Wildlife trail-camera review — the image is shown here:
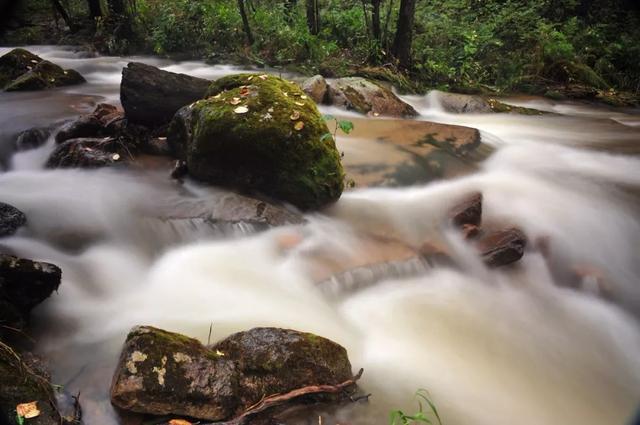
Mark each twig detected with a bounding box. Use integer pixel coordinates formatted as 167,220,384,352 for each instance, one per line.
200,368,364,425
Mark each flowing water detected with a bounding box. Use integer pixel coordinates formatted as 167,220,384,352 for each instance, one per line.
1,46,640,425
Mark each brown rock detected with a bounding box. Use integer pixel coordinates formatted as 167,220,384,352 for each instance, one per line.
476,228,527,267
449,192,482,228
327,77,417,117
301,75,328,104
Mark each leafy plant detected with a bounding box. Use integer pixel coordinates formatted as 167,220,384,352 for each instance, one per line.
389,389,442,425
320,114,353,142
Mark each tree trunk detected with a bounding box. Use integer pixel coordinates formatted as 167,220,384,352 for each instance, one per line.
108,0,126,15
371,0,381,42
49,0,75,31
306,0,320,35
86,0,102,18
237,0,254,45
391,0,416,69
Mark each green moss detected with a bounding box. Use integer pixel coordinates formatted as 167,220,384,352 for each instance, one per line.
487,98,544,115
175,73,345,210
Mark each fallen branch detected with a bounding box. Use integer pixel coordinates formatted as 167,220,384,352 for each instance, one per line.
200,368,365,425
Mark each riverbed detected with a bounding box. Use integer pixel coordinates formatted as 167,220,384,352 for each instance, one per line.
1,45,640,425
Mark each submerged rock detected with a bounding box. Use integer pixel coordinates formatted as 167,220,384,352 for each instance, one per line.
168,73,345,210
110,326,354,421
46,137,127,169
0,254,61,331
14,124,58,151
0,202,26,237
327,77,417,117
449,192,482,228
477,228,527,267
121,62,210,127
0,48,85,91
301,74,328,104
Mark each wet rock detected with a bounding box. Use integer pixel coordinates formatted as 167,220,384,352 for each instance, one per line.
14,124,57,151
0,349,62,425
0,48,42,88
327,77,417,117
110,326,353,421
168,73,345,210
1,49,85,92
55,103,125,144
476,228,527,267
121,62,210,127
436,92,543,115
46,138,127,169
449,192,482,228
0,202,26,237
215,327,353,411
301,75,328,104
0,254,61,331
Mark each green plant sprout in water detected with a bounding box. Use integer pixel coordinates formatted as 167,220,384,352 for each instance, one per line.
320,114,354,142
390,389,443,425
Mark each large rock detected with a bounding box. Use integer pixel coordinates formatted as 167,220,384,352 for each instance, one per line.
327,77,417,117
14,124,58,151
121,62,210,127
0,254,61,331
301,75,328,104
168,73,345,210
110,326,353,421
0,48,42,87
0,49,85,91
0,202,26,237
436,92,543,115
46,137,126,169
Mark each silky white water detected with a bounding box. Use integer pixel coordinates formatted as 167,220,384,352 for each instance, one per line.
1,46,640,425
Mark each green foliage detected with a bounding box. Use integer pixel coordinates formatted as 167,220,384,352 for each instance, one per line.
321,114,354,142
390,389,443,425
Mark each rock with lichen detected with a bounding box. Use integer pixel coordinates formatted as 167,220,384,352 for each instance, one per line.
110,326,354,421
327,77,418,117
0,48,84,92
168,73,345,210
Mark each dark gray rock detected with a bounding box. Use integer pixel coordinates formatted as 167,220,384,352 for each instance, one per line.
121,62,210,127
449,192,482,228
46,137,126,169
1,49,85,92
0,203,26,237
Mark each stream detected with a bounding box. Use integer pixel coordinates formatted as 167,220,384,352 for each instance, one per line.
1,45,640,425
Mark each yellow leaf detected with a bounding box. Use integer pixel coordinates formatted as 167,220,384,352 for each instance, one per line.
300,95,307,99
294,121,305,131
230,98,241,105
294,101,304,106
16,402,40,419
234,106,249,114
290,111,300,120
215,350,225,356
259,74,268,80
169,420,193,425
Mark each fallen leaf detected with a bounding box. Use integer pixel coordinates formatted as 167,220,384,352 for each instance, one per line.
234,106,249,114
283,92,288,97
267,107,274,113
16,402,40,419
112,153,121,161
169,420,193,425
300,95,308,99
290,111,301,120
215,350,225,356
259,74,268,80
294,121,305,131
239,87,250,96
230,97,242,105
213,93,222,99
294,101,305,106
373,112,380,117
247,76,254,81
30,59,38,64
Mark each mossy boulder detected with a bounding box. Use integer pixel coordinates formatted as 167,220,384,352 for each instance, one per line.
327,77,418,117
0,49,85,92
110,326,354,421
0,349,61,425
436,92,544,115
168,73,345,210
